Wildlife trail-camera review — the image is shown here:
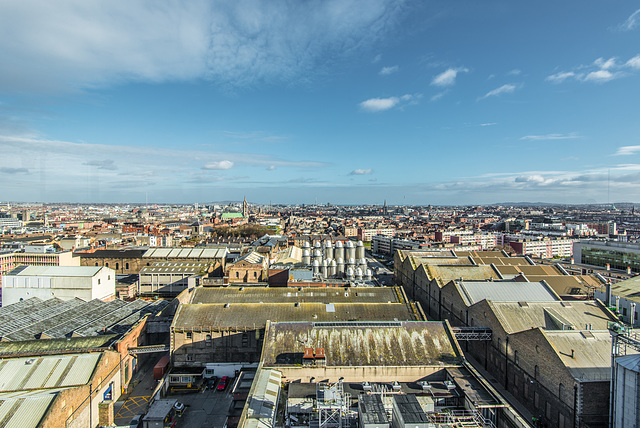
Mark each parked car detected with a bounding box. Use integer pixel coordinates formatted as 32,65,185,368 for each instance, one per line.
217,376,229,391
206,376,218,390
129,414,143,428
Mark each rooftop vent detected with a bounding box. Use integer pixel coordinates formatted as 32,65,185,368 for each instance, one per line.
392,381,401,391
362,381,372,391
224,303,230,308
25,359,35,365
419,381,431,391
445,381,456,390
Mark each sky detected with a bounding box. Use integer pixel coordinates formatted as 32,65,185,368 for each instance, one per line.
1,1,640,206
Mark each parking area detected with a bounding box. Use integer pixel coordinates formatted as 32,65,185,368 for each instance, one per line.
170,383,235,428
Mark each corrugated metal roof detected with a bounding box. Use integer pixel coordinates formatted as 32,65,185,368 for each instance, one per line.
0,392,57,428
261,321,459,367
543,330,614,380
243,369,281,427
457,280,559,305
0,353,100,392
5,266,103,277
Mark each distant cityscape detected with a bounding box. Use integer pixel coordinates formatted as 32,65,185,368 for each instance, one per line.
0,200,639,427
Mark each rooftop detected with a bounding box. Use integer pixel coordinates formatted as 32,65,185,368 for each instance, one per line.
142,247,228,259
261,321,459,367
189,286,403,305
172,302,423,329
456,280,560,305
6,265,104,277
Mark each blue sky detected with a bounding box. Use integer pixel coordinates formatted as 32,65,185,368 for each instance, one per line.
1,1,640,205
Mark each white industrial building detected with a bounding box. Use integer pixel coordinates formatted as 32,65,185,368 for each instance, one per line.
1,265,115,305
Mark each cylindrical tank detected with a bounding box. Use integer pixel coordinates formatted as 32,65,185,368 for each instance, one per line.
355,267,363,280
314,249,322,264
302,249,311,265
358,258,367,268
335,241,344,261
337,258,345,276
346,241,356,261
356,240,365,259
314,241,322,249
325,240,334,260
312,260,320,276
348,257,356,267
329,260,337,277
346,267,354,280
303,241,310,249
321,260,328,278
365,268,372,281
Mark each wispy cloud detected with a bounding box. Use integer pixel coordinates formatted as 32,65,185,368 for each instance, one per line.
480,122,497,127
546,71,575,83
379,65,399,75
614,145,640,156
350,168,373,175
83,159,117,170
520,133,580,141
431,67,468,87
618,8,640,31
478,84,517,100
359,93,420,112
430,91,447,102
546,54,640,84
507,69,521,76
0,0,409,93
0,167,29,174
372,54,382,64
202,160,234,170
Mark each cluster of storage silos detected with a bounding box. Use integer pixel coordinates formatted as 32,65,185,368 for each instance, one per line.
301,240,371,281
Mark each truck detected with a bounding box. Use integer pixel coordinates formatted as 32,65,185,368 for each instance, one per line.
153,356,170,380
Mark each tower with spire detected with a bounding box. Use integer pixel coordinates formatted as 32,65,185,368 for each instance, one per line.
242,196,248,217
383,200,388,217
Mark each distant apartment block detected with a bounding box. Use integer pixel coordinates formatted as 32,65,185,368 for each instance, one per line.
0,245,80,287
574,240,640,273
2,265,116,305
357,227,395,241
372,235,421,255
501,235,575,258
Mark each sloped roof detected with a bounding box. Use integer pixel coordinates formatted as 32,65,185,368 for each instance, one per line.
261,321,460,367
485,300,617,334
543,330,614,380
456,280,560,305
426,265,499,282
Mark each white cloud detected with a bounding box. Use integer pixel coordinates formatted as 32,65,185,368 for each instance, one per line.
0,0,408,93
379,65,399,75
480,122,497,127
614,146,640,156
507,69,521,76
583,69,619,82
203,160,234,170
479,84,516,100
359,97,399,112
618,8,640,31
350,169,373,175
546,71,575,83
626,55,640,69
372,54,382,63
520,133,580,141
430,91,446,102
267,165,276,171
359,93,420,112
431,67,468,87
594,57,617,70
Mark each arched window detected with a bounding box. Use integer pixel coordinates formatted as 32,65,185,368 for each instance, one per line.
95,262,99,266
514,351,519,365
534,365,540,380
253,271,257,278
115,263,119,270
125,262,129,270
236,272,239,278
105,262,109,268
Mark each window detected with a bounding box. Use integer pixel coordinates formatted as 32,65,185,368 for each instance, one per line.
242,333,249,347
514,351,519,366
534,391,540,409
253,271,257,278
559,383,565,402
206,334,212,345
105,262,109,268
115,263,119,270
95,262,98,266
236,272,239,278
186,332,192,340
125,262,129,270
545,401,551,419
534,365,540,380
186,354,194,362
98,279,101,285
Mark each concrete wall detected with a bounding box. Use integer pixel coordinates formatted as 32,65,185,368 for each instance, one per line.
273,365,449,383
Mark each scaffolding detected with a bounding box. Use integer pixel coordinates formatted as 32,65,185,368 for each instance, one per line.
315,381,352,428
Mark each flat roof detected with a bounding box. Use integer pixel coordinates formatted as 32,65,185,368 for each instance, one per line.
172,302,422,329
456,280,560,305
142,247,228,259
6,265,103,277
190,286,402,305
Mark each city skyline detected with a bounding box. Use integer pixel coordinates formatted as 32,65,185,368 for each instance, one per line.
1,1,640,205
